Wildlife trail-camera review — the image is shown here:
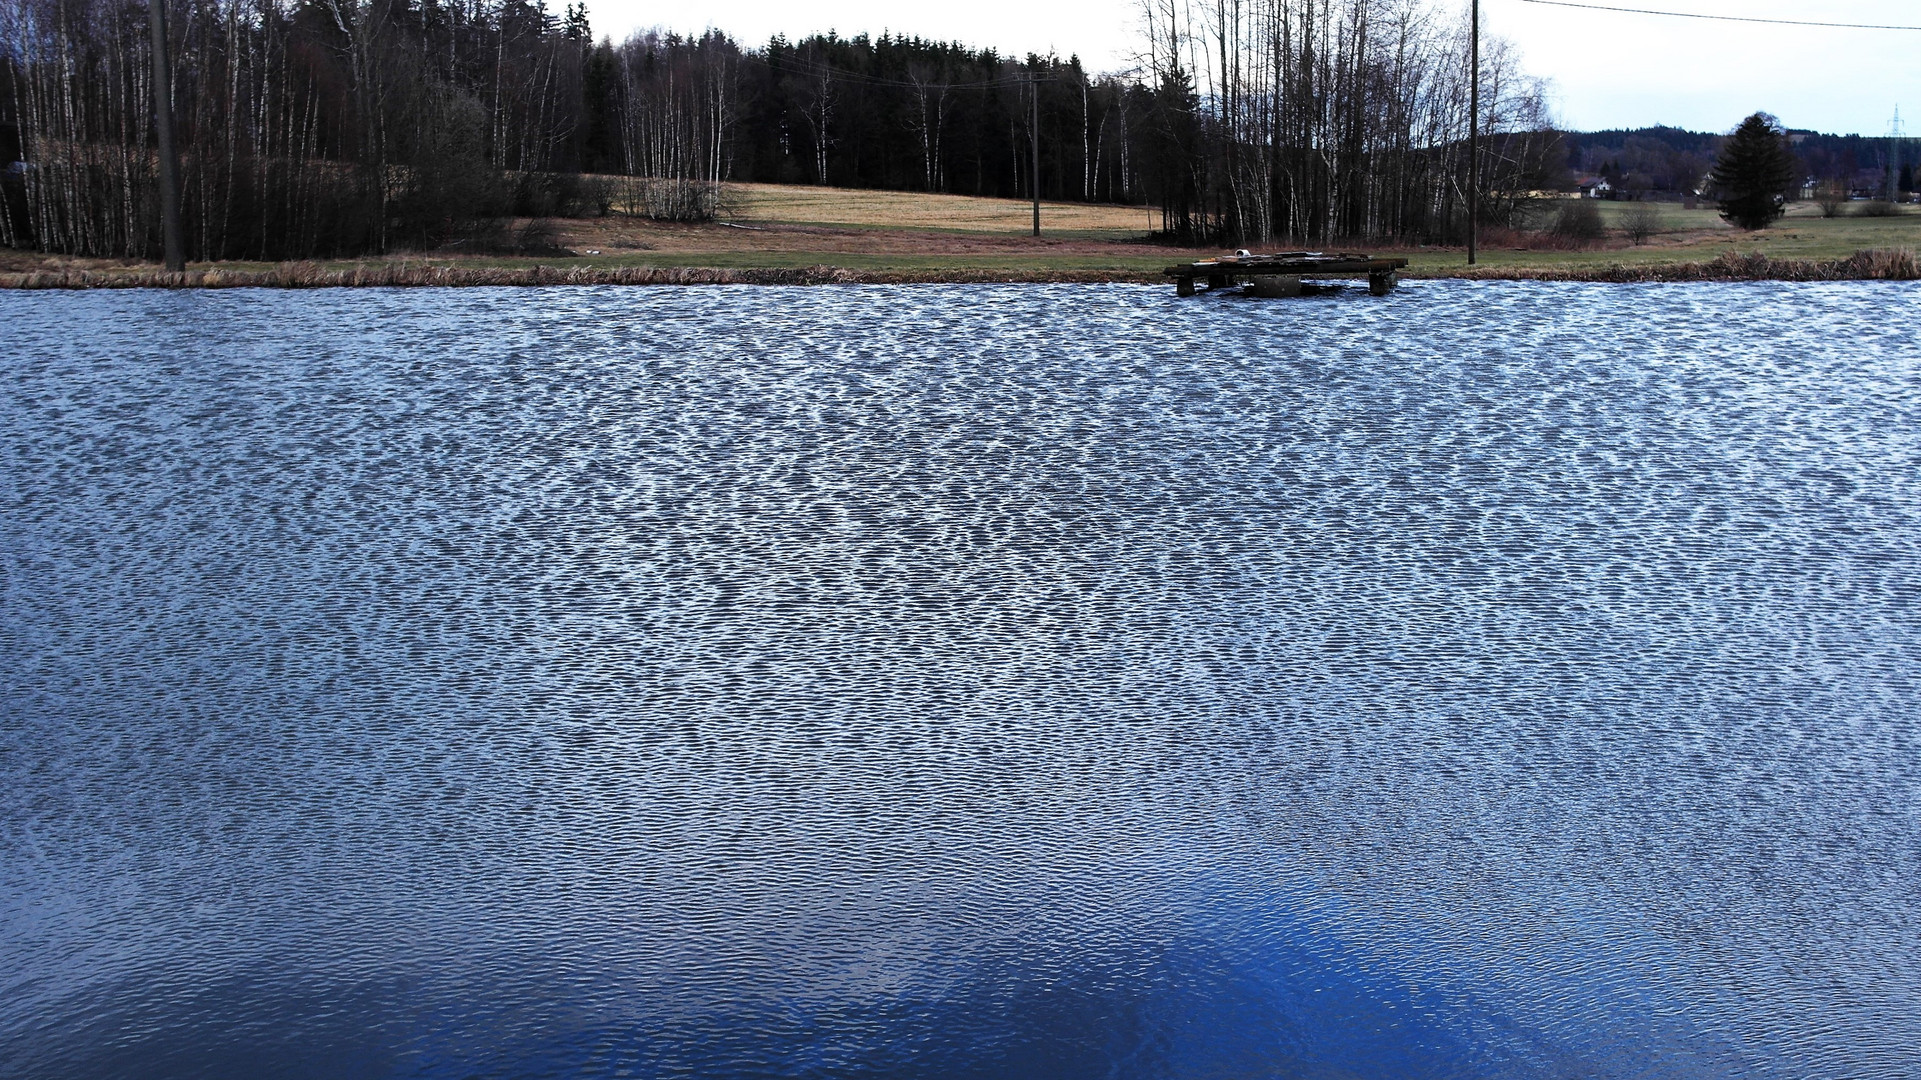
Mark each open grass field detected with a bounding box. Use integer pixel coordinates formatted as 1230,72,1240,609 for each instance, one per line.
4,183,1918,286
1422,198,1921,274
726,182,1162,238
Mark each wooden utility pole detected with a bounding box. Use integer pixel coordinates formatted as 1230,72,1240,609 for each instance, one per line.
1031,73,1041,237
148,0,184,270
1467,0,1479,265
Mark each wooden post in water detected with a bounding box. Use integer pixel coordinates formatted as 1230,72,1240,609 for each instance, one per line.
148,0,184,271
1467,0,1479,267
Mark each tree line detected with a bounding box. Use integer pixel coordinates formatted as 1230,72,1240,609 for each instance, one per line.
1135,0,1555,243
1,0,622,259
2,0,1555,260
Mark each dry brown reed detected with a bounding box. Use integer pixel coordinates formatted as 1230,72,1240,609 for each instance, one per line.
0,262,1157,288
1434,248,1921,283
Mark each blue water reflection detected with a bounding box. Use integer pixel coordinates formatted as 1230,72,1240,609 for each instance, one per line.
2,282,1916,1078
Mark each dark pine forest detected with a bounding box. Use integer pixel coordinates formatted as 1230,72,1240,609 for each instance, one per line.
1,0,1563,261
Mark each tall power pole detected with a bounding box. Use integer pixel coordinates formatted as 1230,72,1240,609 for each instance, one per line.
148,0,184,271
1031,74,1041,237
1468,0,1479,265
1889,107,1907,203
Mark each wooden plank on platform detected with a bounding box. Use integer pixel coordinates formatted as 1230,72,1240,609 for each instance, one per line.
1162,255,1408,277
1164,251,1406,296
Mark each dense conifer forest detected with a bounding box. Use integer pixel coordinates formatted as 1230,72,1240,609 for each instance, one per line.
0,0,1592,260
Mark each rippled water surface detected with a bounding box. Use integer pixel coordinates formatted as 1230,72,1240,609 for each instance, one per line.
3,282,1919,1078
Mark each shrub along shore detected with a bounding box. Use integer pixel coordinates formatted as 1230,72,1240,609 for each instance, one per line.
3,248,1917,289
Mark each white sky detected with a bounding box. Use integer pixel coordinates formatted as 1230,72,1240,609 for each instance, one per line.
581,0,1921,137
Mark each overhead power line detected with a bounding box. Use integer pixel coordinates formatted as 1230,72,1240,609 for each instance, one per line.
1517,0,1921,31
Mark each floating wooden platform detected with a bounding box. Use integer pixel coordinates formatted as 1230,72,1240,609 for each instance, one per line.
1164,252,1410,296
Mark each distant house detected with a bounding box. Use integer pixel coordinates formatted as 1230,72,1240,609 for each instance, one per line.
1849,169,1885,199
1574,175,1613,199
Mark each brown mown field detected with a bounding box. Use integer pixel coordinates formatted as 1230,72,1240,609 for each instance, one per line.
4,182,1919,287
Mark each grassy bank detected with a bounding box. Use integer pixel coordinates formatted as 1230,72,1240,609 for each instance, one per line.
0,263,1158,288
4,184,1919,288
6,248,1919,290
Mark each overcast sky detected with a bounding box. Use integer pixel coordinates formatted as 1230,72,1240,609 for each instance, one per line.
582,0,1920,137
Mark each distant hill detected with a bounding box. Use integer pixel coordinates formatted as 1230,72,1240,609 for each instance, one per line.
1560,124,1906,196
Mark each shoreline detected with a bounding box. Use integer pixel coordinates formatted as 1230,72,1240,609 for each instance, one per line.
2,248,1915,289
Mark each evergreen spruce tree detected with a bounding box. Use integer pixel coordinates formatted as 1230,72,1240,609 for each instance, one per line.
1709,113,1797,229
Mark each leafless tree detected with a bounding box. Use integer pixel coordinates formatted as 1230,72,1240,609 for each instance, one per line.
1816,180,1846,218
1135,0,1555,244
906,61,947,192
1620,200,1659,244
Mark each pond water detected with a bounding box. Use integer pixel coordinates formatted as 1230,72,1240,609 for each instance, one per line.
2,281,1918,1079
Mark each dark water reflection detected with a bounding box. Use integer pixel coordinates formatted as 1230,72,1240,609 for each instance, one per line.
2,282,1918,1078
